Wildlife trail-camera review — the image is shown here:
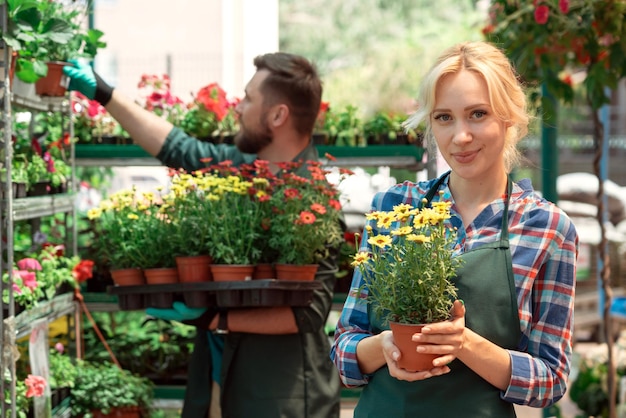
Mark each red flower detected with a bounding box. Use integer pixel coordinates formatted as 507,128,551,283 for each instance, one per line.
42,243,65,257
195,83,229,121
25,375,47,398
284,188,301,200
534,5,549,24
558,0,569,14
329,199,342,211
481,24,495,35
562,74,573,86
73,259,95,283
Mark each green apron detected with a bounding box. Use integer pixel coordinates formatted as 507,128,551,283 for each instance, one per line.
355,173,521,418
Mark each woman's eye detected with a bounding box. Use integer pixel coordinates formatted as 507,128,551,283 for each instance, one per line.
433,114,451,122
472,110,487,119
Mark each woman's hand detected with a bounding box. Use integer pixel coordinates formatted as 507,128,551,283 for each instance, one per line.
380,330,452,382
412,300,467,366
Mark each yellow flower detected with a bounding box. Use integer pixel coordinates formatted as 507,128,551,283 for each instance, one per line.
87,207,102,220
377,212,396,229
368,234,392,249
413,212,427,228
392,204,417,222
391,226,413,236
351,251,370,267
431,201,452,218
407,234,430,243
419,207,441,226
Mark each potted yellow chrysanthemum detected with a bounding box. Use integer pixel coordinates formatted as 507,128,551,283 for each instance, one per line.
166,162,270,281
352,200,462,371
87,187,149,286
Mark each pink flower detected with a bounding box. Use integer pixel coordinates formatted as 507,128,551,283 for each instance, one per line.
16,258,42,271
54,342,65,354
559,0,569,13
25,375,47,398
12,283,22,294
534,5,549,24
43,152,56,173
20,271,38,291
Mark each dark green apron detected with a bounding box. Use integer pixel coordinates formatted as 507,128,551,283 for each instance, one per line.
355,173,521,418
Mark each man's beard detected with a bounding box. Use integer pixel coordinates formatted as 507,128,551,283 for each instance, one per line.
234,121,273,154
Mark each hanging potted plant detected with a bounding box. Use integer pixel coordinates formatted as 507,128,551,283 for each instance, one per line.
351,200,463,371
2,0,106,96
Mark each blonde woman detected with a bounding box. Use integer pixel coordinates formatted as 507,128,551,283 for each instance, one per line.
331,41,578,417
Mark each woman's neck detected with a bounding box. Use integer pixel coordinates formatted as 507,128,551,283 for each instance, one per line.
448,172,508,226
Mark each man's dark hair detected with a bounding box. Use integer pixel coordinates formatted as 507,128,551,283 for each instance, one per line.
253,52,322,137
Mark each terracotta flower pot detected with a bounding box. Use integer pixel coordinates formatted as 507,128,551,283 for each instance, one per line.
144,267,179,284
176,255,213,282
35,61,71,97
389,321,438,372
210,264,255,282
110,268,145,286
253,263,275,280
274,263,319,281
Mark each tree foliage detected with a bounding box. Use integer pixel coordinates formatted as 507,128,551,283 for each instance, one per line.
279,0,485,117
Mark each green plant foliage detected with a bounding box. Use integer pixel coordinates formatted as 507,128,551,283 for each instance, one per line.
3,0,106,83
353,201,462,325
82,311,195,381
70,359,154,417
484,0,626,112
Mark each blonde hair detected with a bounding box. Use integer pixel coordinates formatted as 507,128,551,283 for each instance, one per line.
404,41,530,173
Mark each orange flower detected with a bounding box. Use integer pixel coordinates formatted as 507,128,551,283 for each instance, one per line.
310,203,327,215
298,211,317,225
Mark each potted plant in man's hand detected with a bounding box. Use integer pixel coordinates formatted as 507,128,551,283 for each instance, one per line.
352,200,463,371
3,0,106,95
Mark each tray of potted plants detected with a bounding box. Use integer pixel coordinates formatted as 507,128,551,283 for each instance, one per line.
107,279,323,310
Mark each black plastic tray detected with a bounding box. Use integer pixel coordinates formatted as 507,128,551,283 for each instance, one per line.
107,279,322,310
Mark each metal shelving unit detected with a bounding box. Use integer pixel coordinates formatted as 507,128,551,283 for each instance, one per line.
74,143,428,170
0,5,78,414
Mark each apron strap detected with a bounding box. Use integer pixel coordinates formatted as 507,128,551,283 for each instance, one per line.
420,171,512,247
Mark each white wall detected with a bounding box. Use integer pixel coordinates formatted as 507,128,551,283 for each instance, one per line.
92,0,278,101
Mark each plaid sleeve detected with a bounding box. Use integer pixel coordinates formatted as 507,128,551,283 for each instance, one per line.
330,267,374,387
502,199,578,407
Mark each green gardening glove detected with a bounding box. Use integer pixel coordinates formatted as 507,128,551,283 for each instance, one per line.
146,301,207,322
62,59,114,105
